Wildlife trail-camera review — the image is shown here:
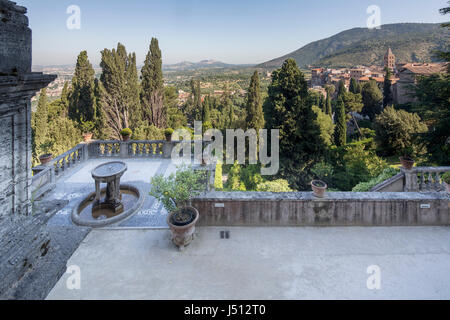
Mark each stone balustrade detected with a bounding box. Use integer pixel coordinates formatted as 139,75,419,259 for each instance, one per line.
30,139,195,200
371,167,450,193
404,167,450,192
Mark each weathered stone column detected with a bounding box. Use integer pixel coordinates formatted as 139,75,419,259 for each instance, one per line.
0,0,56,216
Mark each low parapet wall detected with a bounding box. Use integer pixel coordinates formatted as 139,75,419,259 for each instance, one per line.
192,192,450,227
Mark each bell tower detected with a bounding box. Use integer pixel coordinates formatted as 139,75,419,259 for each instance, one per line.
384,47,396,72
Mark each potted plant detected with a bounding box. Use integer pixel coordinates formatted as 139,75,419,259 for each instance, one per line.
120,128,133,142
311,180,328,198
164,128,174,142
442,172,450,194
149,165,203,249
39,140,54,166
81,121,95,142
399,147,415,170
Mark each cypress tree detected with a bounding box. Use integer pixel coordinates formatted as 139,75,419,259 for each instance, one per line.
349,78,359,94
326,94,332,116
337,80,347,98
361,80,383,121
245,71,265,132
69,51,97,123
383,67,393,107
99,43,141,138
203,95,211,123
141,37,165,128
334,97,347,146
32,88,49,157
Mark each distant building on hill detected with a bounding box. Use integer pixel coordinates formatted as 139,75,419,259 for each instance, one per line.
393,63,446,104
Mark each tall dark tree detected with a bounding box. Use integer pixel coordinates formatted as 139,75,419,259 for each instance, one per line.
383,68,394,107
141,38,166,128
349,78,359,94
264,58,326,190
334,97,347,147
245,71,265,132
69,51,97,123
325,94,332,116
361,80,383,121
32,88,49,155
202,95,211,123
337,80,346,98
99,43,141,138
61,81,70,115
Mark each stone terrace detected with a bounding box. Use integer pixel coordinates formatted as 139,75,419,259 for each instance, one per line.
47,227,450,300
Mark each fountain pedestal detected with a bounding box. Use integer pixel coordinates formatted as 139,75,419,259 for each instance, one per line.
91,161,128,215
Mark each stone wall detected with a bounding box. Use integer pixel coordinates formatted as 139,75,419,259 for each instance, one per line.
0,0,61,299
0,0,56,217
0,0,31,75
192,191,450,227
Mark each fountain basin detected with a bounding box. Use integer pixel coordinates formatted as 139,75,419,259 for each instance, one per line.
71,184,144,228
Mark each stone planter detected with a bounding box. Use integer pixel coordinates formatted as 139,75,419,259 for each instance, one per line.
83,133,93,142
167,206,199,250
39,154,53,166
121,135,131,142
311,180,327,198
165,134,172,142
400,156,415,170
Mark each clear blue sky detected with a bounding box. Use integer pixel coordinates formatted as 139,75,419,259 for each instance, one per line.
19,0,448,66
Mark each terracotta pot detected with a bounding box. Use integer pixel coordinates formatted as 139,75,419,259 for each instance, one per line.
39,154,53,166
167,206,199,249
399,156,415,170
311,180,327,198
122,135,131,142
445,183,450,194
83,133,93,142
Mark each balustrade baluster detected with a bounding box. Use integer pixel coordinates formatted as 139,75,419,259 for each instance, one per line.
420,173,425,191
427,172,433,191
435,172,442,191
142,143,147,156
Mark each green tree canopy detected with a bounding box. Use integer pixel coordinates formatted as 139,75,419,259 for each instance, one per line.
264,58,326,190
141,37,166,128
99,43,141,138
361,80,383,121
334,97,347,147
374,106,428,157
69,51,97,124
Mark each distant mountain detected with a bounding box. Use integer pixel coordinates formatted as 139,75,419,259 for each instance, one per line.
163,59,254,71
257,23,449,69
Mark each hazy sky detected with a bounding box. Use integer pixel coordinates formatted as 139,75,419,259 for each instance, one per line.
19,0,448,66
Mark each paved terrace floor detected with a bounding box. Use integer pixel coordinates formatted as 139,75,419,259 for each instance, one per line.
44,158,199,228
47,226,450,300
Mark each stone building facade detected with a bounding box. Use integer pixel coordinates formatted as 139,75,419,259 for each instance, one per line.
393,63,446,105
0,0,56,217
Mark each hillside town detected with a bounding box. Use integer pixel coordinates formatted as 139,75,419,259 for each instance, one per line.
308,47,447,104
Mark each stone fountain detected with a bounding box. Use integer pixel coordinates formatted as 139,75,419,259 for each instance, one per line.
92,161,127,215
71,161,144,228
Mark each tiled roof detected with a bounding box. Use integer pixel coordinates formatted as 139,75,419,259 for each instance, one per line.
399,63,446,75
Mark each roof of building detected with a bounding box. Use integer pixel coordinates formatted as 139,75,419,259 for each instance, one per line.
359,76,384,83
398,63,446,75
